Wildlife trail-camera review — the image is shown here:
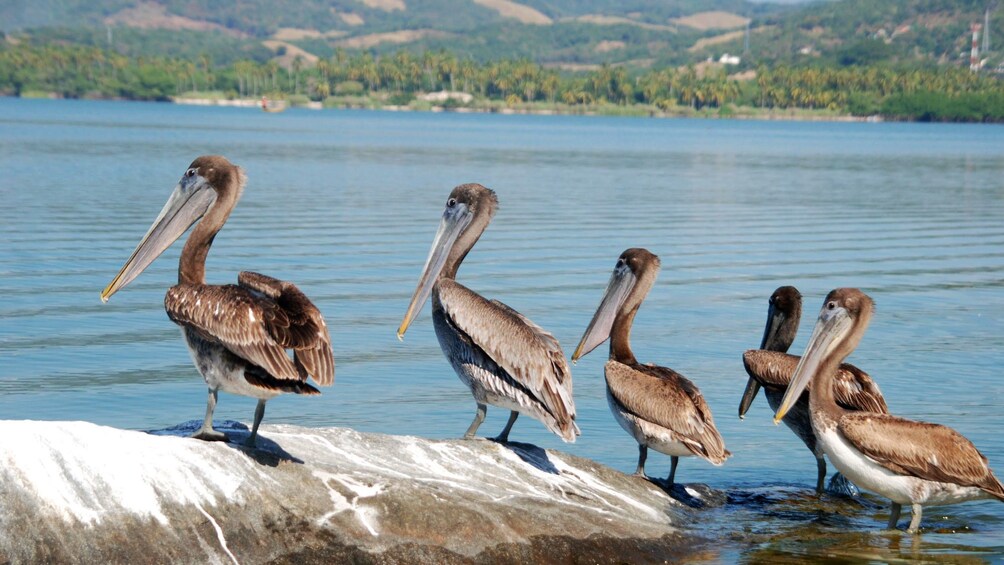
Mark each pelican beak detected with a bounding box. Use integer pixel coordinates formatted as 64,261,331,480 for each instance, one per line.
738,377,761,419
572,262,635,362
773,303,852,424
760,301,784,350
739,301,783,418
397,201,473,339
101,174,217,302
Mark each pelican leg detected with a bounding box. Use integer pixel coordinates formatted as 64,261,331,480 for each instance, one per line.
192,388,228,442
244,399,267,447
494,411,519,443
887,502,902,529
633,444,648,477
464,403,488,439
815,456,827,494
668,456,680,486
907,503,923,534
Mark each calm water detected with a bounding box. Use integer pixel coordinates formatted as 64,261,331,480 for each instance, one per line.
1,98,1003,560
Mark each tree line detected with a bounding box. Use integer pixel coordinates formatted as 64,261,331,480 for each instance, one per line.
2,41,1004,122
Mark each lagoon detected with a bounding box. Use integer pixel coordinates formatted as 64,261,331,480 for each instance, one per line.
1,98,1003,560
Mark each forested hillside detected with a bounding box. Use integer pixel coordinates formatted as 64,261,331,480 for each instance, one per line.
2,0,1003,121
3,0,1001,69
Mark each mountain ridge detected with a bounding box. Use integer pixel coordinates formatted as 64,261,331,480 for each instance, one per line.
2,0,1001,69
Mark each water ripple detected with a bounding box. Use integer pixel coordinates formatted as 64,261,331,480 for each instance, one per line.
1,99,1003,557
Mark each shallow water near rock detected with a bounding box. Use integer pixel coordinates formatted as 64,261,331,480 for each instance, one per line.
1,98,1003,561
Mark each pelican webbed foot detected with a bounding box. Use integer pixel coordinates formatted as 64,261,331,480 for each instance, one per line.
192,388,229,442
191,427,229,442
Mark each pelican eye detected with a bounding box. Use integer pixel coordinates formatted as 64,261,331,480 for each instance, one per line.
446,198,457,208
826,301,837,310
185,168,197,178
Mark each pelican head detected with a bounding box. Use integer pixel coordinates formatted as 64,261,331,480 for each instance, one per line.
738,285,802,418
101,155,244,302
397,183,498,339
773,288,874,424
572,247,660,362
759,286,802,351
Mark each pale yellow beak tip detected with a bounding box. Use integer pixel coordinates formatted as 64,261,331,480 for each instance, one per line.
571,346,583,364
100,292,111,304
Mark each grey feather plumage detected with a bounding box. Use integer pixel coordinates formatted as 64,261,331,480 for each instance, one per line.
435,279,579,441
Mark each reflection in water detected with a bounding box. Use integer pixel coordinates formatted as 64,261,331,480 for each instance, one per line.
0,99,1003,560
723,488,1001,562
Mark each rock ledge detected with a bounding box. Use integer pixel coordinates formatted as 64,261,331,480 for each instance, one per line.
0,420,707,563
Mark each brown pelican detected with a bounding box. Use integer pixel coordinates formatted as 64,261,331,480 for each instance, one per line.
774,288,1004,533
397,183,578,443
739,285,889,493
101,155,334,446
572,248,729,486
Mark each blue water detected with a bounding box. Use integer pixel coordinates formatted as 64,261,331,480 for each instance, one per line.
1,98,1003,559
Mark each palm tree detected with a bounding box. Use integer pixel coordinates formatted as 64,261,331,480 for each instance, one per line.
292,55,303,94
437,50,458,91
541,72,559,103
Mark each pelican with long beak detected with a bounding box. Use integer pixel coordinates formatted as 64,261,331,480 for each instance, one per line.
573,248,729,486
774,288,1004,533
102,155,334,446
739,286,888,493
397,183,578,443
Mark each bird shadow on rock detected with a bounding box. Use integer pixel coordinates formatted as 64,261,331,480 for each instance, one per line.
645,479,728,509
147,420,304,467
495,440,560,475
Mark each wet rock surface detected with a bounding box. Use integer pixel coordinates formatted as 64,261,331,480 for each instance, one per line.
0,420,714,564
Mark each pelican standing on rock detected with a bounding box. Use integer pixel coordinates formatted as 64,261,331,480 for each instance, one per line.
397,183,578,443
101,155,334,446
774,288,1004,533
572,248,729,486
739,285,888,493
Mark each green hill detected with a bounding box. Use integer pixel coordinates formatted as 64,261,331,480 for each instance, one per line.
2,0,1002,70
2,0,773,68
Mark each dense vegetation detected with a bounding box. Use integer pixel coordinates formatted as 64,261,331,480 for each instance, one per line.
3,0,1000,69
749,0,1002,67
3,40,1003,122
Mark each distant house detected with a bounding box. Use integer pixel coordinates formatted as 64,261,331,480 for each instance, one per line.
719,53,741,65
419,91,474,104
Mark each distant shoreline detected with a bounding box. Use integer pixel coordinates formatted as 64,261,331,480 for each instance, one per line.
168,95,878,122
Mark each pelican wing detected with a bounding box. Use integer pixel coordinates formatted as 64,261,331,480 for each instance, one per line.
606,361,729,463
832,362,887,414
840,413,1004,499
743,350,888,414
437,280,577,428
488,299,573,399
239,272,334,386
166,280,332,386
742,350,796,388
